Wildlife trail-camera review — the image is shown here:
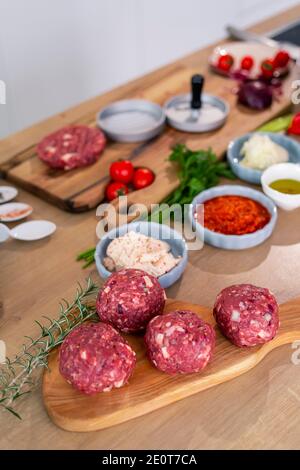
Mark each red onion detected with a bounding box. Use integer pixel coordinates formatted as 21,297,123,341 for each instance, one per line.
238,80,273,110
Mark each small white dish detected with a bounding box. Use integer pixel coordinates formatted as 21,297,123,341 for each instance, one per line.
0,186,18,204
0,202,33,222
209,41,290,79
209,41,289,79
0,224,10,242
0,220,56,242
261,163,300,211
11,220,56,241
210,42,276,77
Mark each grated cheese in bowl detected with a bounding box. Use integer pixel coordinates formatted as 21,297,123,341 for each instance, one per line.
103,231,181,278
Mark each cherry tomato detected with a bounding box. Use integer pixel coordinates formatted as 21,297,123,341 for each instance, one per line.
274,50,290,69
110,160,134,184
260,58,275,79
217,53,234,72
240,55,254,71
288,113,300,136
133,168,155,190
106,181,128,201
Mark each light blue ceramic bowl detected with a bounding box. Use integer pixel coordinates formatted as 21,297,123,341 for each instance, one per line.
189,185,277,250
227,132,300,185
95,221,188,288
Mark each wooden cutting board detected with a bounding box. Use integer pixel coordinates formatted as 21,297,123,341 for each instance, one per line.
43,296,300,432
1,64,296,212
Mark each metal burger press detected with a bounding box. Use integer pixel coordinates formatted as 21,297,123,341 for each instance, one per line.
164,74,229,133
97,74,229,142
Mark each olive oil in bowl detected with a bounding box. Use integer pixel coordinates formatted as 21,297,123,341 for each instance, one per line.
269,179,300,195
261,163,300,211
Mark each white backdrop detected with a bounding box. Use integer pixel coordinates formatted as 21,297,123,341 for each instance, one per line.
0,0,298,138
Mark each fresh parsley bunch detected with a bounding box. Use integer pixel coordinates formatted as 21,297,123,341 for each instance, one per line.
164,144,235,206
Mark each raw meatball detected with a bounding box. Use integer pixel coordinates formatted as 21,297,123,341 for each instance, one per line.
213,283,279,347
59,322,136,394
96,269,166,333
145,310,215,374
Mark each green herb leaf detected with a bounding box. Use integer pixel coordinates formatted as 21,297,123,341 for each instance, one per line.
163,144,235,207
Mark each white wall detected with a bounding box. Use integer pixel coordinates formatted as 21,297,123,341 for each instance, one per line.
0,0,298,138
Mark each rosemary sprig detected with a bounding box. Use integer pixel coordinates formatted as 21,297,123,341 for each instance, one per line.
0,278,99,419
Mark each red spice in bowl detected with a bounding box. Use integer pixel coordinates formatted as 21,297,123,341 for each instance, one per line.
202,195,271,235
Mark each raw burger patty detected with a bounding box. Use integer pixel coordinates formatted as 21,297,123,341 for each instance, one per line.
213,284,279,348
37,125,106,170
59,322,136,394
96,269,166,333
145,310,215,374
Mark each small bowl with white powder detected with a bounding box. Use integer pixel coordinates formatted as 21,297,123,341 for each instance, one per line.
95,221,188,289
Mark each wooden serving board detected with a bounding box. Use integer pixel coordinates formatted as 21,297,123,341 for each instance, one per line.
43,296,300,432
0,63,296,212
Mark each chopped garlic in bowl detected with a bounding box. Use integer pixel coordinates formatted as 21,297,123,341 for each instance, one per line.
240,134,288,171
103,231,181,278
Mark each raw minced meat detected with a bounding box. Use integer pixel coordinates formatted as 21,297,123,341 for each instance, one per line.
96,268,166,333
213,283,279,347
145,310,215,374
37,125,106,170
59,322,136,394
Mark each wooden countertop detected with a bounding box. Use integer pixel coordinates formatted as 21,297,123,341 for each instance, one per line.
1,5,300,450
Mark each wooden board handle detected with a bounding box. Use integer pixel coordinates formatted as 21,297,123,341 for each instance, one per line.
274,295,300,344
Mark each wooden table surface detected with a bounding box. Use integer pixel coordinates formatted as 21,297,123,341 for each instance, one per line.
1,5,300,450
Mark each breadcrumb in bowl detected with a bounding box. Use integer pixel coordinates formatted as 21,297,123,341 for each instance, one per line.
95,222,188,289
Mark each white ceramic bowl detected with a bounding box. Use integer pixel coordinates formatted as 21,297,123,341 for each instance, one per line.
209,41,289,79
0,202,32,222
261,162,300,211
0,186,18,204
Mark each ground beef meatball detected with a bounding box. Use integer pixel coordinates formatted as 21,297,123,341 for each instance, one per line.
145,310,215,374
96,269,166,333
59,322,136,394
213,283,279,348
37,125,106,170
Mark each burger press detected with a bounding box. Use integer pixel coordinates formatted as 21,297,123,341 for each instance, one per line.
97,99,166,143
164,74,229,133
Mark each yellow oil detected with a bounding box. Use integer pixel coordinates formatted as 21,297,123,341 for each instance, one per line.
269,178,300,195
